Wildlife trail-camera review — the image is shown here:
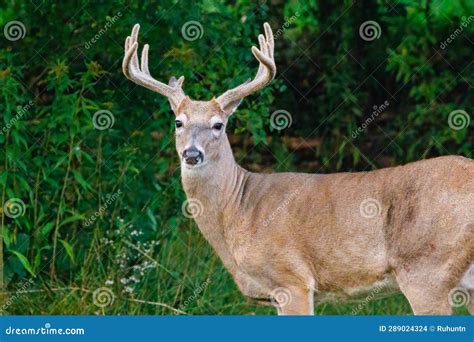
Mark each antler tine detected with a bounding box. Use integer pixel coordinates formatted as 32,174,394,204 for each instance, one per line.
255,34,267,79
122,24,185,109
141,44,150,75
264,22,274,59
216,22,276,112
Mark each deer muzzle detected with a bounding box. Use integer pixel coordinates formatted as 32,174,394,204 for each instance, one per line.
182,147,204,166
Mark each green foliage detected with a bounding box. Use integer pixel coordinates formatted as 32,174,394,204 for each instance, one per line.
0,0,472,314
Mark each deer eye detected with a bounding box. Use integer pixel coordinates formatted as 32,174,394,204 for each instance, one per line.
212,123,224,131
175,120,183,128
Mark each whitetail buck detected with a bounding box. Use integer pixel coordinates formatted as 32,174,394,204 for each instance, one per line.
123,23,474,315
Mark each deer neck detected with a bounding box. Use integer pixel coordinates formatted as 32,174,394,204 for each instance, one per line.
180,135,246,273
180,136,249,278
180,135,245,228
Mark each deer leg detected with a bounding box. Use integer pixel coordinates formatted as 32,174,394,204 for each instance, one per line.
273,286,314,315
395,270,452,315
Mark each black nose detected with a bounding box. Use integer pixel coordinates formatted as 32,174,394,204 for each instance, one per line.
183,148,203,165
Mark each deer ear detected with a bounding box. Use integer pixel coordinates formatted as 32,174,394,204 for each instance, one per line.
218,98,243,116
169,76,184,88
168,76,185,111
215,78,249,116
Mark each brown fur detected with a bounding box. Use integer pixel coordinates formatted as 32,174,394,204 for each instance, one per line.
123,22,474,315
177,109,474,315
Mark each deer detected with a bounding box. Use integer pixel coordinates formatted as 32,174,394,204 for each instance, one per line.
122,22,474,315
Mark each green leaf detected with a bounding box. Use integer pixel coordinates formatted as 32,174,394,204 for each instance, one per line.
147,208,157,230
59,239,76,264
40,222,55,237
72,170,91,191
0,172,8,186
60,214,86,227
2,227,11,247
9,250,36,277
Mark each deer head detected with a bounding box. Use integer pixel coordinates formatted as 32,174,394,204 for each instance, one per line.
122,23,276,171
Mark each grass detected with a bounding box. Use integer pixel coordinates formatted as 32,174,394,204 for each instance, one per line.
3,223,470,315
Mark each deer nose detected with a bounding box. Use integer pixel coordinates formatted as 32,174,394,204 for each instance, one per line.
183,147,203,165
